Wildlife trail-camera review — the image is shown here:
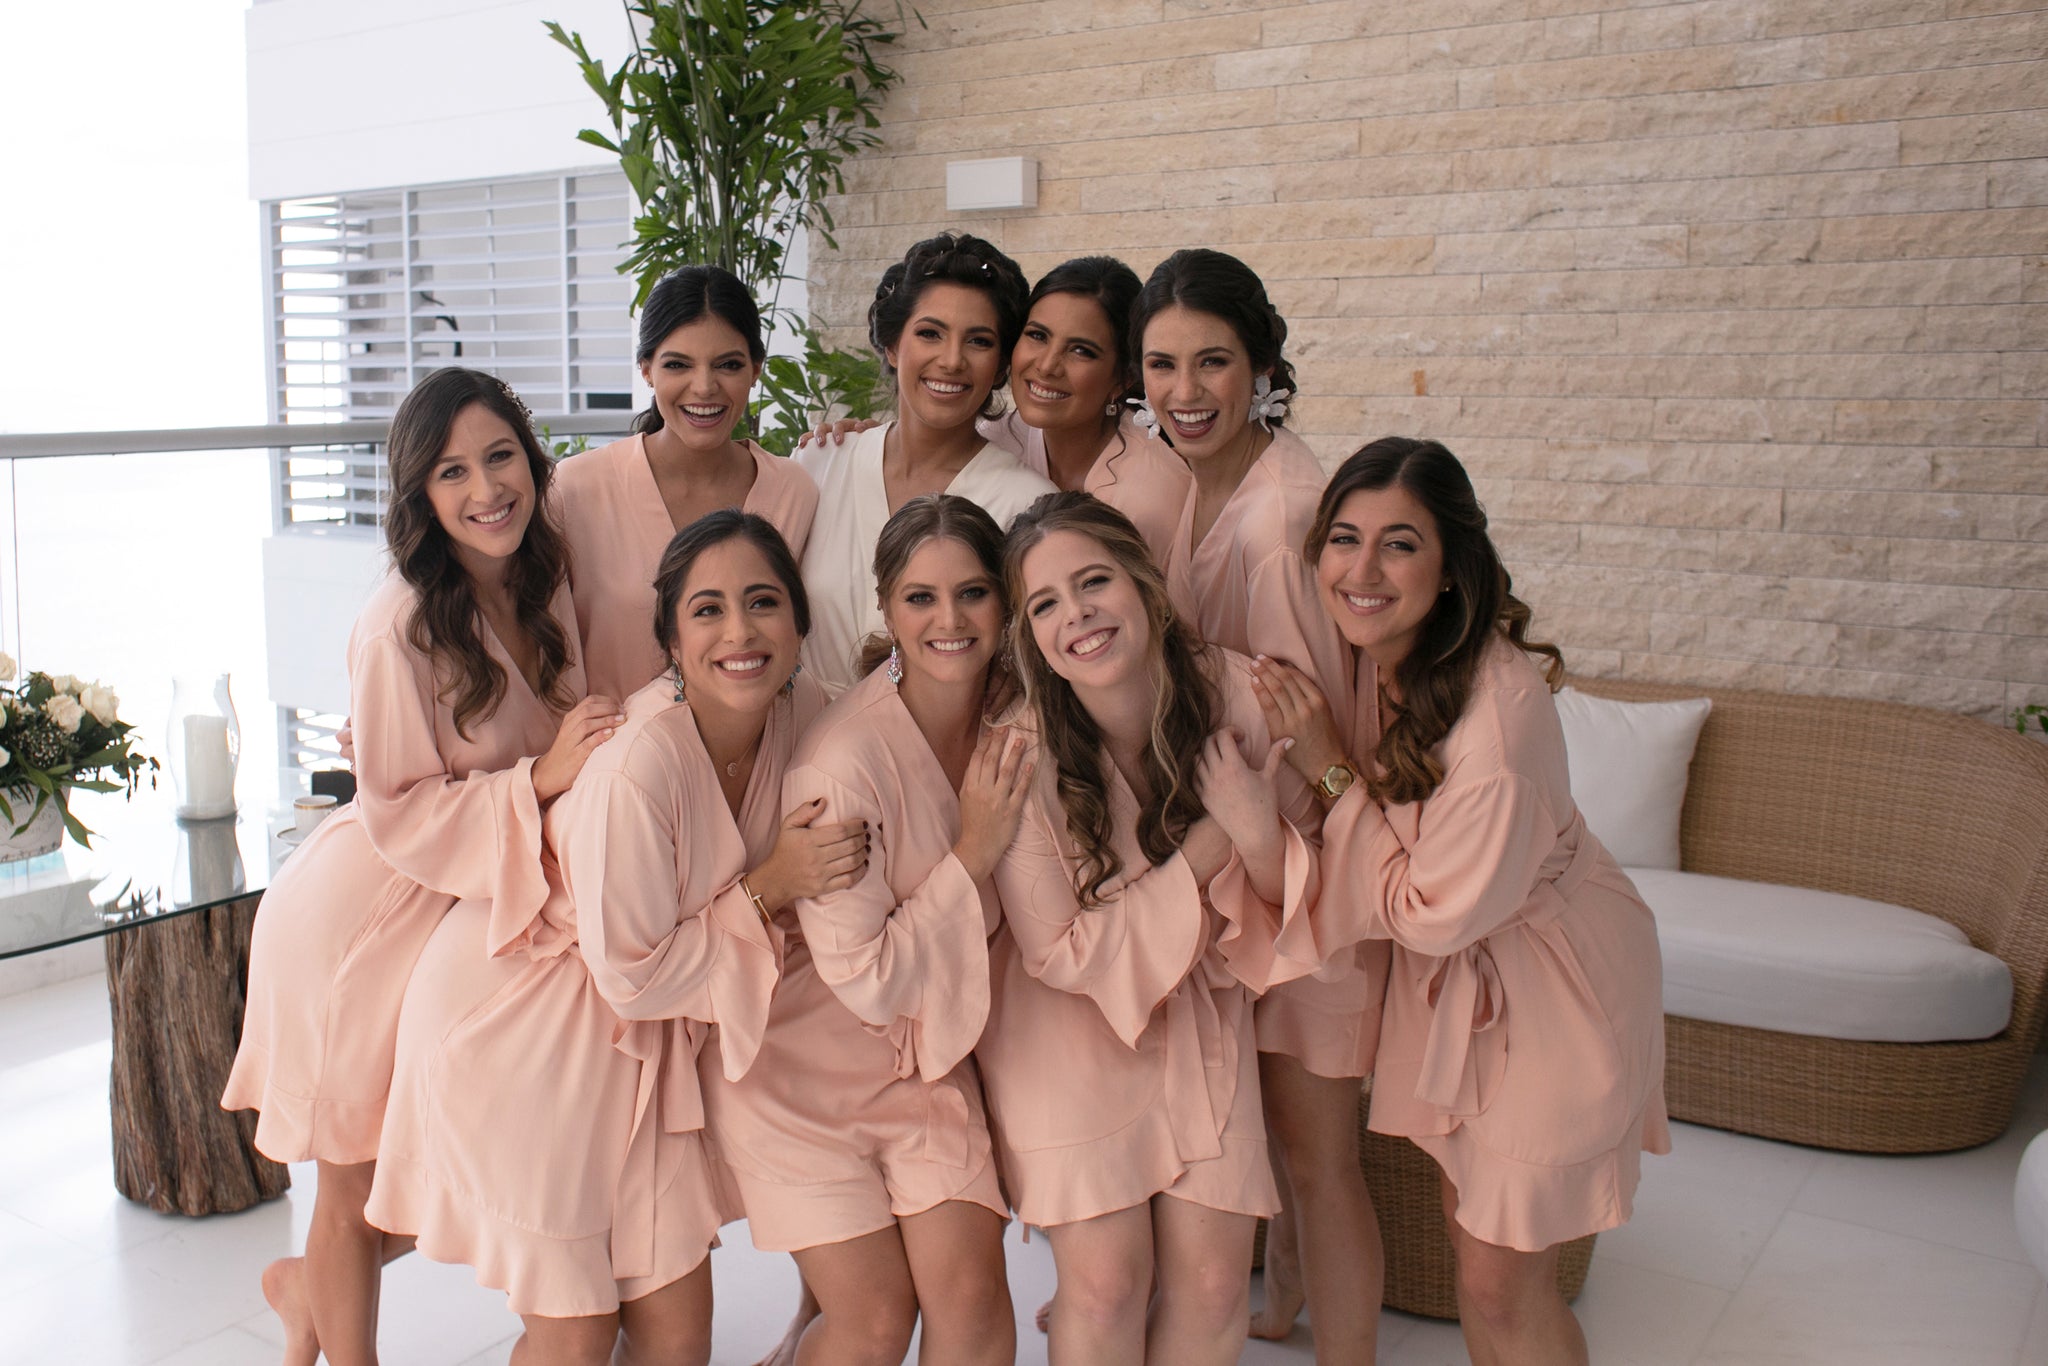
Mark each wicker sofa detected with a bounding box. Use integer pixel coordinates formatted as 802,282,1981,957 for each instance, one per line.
1569,677,2048,1154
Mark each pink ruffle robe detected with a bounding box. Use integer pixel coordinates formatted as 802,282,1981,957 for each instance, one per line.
1322,638,1670,1251
365,675,824,1316
222,575,575,1164
983,412,1191,567
555,433,819,699
701,666,1006,1251
1138,423,1387,1080
793,423,1054,695
977,653,1325,1227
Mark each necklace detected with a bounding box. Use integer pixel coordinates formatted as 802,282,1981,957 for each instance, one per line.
725,758,740,779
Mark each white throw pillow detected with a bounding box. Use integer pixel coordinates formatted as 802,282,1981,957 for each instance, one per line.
1554,687,1711,870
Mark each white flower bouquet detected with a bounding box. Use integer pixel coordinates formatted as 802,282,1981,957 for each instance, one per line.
0,653,158,847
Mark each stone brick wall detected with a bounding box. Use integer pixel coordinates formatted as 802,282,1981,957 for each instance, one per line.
809,0,2048,721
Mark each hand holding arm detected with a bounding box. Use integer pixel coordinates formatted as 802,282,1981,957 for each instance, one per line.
1251,657,1352,794
746,797,868,918
1196,728,1291,903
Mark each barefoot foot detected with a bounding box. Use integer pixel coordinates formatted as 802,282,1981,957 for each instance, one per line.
1249,1244,1305,1341
1034,1296,1052,1334
261,1256,320,1366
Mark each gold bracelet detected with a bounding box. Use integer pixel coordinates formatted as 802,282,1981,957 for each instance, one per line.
740,875,771,929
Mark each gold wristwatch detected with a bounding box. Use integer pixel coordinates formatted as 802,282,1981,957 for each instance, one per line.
1316,762,1357,800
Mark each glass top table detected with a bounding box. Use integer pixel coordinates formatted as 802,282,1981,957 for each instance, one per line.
0,777,300,960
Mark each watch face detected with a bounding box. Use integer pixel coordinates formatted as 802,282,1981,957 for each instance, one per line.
1321,764,1355,796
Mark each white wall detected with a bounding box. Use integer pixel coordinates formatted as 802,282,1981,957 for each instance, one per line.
245,0,625,200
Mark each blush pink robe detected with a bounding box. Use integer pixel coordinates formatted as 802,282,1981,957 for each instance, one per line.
1144,423,1386,1080
556,433,819,699
222,575,574,1164
365,675,823,1316
1322,638,1670,1251
983,412,1191,567
977,653,1324,1227
701,667,1006,1251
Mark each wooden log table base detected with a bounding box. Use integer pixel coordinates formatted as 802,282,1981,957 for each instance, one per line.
105,893,289,1215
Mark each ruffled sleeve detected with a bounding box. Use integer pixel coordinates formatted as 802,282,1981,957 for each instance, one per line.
1321,762,1558,958
1206,766,1326,994
786,763,993,1082
992,784,1206,1049
351,633,548,920
562,765,782,1080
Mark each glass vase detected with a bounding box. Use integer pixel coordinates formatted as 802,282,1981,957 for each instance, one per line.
167,674,240,820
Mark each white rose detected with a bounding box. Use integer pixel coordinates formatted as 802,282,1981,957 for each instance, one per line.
79,683,119,726
0,744,10,767
50,674,82,696
44,694,84,734
0,652,14,682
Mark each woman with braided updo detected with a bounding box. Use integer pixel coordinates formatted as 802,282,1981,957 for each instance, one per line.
794,232,1054,696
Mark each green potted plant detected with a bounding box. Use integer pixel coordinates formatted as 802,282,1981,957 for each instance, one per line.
547,0,912,451
0,654,158,857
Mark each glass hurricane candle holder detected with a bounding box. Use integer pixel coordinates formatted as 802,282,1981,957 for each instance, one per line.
167,674,240,820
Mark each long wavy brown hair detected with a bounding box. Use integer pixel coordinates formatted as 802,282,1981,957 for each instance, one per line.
858,494,1016,715
1306,437,1564,805
384,368,576,738
1003,492,1218,907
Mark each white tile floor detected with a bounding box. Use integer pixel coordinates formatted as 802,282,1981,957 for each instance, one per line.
7,968,2048,1366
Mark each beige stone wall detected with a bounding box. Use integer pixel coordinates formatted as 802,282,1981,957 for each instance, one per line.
809,0,2048,721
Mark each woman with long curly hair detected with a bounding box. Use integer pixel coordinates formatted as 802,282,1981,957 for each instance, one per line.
976,491,1323,1366
794,231,1054,694
1254,437,1668,1366
224,367,621,1366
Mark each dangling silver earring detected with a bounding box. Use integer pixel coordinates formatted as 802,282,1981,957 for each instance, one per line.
885,641,903,685
784,660,803,698
670,659,686,702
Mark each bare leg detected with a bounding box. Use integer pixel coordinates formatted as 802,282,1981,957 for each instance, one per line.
1256,1056,1381,1363
899,1200,1014,1365
1145,1197,1254,1366
789,1226,919,1366
617,1260,714,1366
1043,1205,1152,1366
303,1159,404,1366
752,1274,819,1366
1441,1173,1587,1366
508,1309,619,1366
1246,1152,1302,1341
262,1233,414,1366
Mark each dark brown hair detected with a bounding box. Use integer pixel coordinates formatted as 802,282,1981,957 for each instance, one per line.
651,508,812,658
858,494,1014,713
1130,248,1297,424
631,265,766,437
869,232,1031,421
1306,436,1564,805
1003,491,1217,907
384,367,575,738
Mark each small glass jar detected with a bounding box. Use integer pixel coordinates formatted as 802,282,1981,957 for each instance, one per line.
166,674,240,820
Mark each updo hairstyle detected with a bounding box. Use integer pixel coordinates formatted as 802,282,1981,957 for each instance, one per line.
867,232,1031,420
1129,248,1297,422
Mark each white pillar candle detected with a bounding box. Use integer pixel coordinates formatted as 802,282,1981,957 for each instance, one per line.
182,714,235,815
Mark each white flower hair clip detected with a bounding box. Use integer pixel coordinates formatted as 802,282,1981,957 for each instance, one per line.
1124,396,1161,440
1249,375,1291,432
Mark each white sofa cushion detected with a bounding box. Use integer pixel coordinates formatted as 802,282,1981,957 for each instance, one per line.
2015,1131,2048,1280
1555,688,1711,870
1630,867,2013,1043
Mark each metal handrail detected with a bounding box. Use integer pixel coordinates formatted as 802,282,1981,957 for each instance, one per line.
0,412,634,460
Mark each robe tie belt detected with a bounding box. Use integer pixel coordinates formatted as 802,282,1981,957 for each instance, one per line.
1159,963,1241,1168
1413,810,1602,1116
606,1014,706,1280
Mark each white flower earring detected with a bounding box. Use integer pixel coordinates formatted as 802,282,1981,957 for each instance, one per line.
1125,396,1162,440
1249,375,1292,432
